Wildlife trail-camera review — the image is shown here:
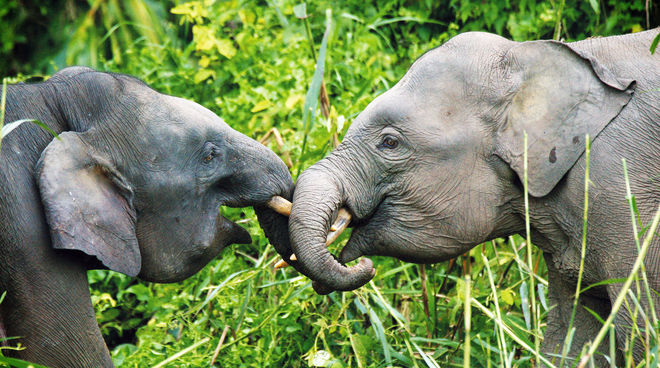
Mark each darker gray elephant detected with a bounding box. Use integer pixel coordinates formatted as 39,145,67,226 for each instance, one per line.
0,67,292,367
283,30,660,365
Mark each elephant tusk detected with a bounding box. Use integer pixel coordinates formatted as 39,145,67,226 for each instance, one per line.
268,196,352,270
325,208,351,245
273,259,289,270
267,195,292,216
272,254,297,270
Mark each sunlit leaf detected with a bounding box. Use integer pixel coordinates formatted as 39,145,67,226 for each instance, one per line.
293,3,307,19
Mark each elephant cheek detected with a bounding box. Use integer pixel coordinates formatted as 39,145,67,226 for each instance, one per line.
136,214,247,283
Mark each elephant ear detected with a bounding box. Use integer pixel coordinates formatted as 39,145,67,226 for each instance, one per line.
36,131,141,276
494,40,635,197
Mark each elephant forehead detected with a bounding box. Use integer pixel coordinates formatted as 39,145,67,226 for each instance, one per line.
152,95,230,137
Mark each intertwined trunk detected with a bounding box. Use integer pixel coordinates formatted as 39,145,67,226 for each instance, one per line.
287,166,374,293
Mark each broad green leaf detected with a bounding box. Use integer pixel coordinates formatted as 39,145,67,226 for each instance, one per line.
194,69,215,84
537,283,548,311
311,350,331,367
519,281,531,330
500,288,515,306
251,100,271,113
285,94,303,109
193,24,216,51
216,38,237,59
293,3,307,19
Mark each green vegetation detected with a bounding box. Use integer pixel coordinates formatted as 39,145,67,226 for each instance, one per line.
1,1,658,367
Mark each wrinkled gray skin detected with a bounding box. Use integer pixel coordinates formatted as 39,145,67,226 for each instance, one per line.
286,30,659,365
0,67,293,367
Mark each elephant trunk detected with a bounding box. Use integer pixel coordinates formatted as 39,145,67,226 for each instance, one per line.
289,167,375,293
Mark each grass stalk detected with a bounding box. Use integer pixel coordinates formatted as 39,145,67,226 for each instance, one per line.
622,158,658,329
609,325,616,368
420,265,431,339
296,9,332,176
0,80,6,152
577,204,660,367
152,337,210,368
471,297,557,367
481,252,510,368
554,0,566,40
560,135,591,366
463,274,471,368
522,132,540,365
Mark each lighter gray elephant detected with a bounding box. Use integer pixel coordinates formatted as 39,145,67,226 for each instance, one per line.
283,30,660,365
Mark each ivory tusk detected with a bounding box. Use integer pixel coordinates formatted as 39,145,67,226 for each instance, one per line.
273,259,289,270
268,196,352,269
267,196,292,216
326,208,351,245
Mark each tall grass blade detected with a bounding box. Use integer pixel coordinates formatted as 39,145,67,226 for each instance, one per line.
412,341,440,368
464,274,471,368
623,158,659,329
522,131,540,365
0,80,6,127
197,269,251,311
0,80,60,154
296,9,332,176
609,325,616,368
0,356,50,368
481,252,510,368
471,298,557,367
561,134,591,367
152,337,210,368
362,297,392,365
1,119,59,140
578,204,660,367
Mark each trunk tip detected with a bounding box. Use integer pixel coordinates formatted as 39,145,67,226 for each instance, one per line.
312,258,376,295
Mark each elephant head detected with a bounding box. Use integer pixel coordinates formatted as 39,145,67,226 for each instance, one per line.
286,32,634,293
35,67,293,282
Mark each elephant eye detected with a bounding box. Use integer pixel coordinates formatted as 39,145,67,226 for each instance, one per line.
202,142,220,163
379,135,399,149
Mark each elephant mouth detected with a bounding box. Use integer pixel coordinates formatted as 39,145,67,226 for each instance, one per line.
268,196,352,268
218,213,252,245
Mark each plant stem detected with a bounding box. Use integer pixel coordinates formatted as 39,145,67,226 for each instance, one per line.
523,132,540,366
463,274,471,368
0,80,7,153
554,0,566,40
482,252,510,368
577,204,660,367
561,134,590,367
622,158,658,328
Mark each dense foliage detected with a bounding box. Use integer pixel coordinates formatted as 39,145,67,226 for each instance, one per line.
1,1,658,367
